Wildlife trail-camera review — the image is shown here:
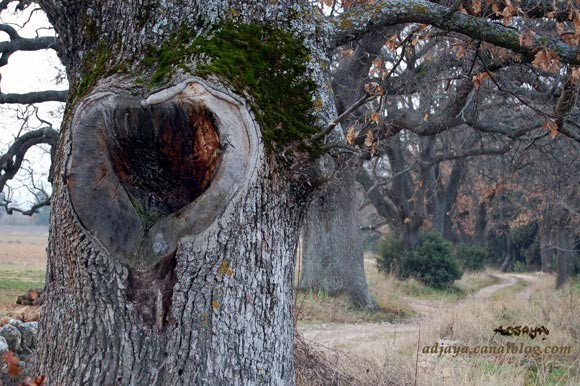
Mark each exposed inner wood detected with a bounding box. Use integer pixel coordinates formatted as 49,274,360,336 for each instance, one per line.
106,102,221,228
127,251,178,329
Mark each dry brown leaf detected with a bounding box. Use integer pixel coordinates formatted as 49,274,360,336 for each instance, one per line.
453,44,466,59
346,126,357,145
543,119,558,138
472,72,491,89
370,111,380,124
340,48,353,57
532,49,560,73
472,0,482,15
364,82,384,96
501,6,513,25
21,376,47,386
385,35,398,52
571,67,580,86
519,31,535,48
364,130,374,147
3,351,23,379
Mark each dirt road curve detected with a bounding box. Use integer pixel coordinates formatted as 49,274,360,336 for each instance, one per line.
298,273,543,352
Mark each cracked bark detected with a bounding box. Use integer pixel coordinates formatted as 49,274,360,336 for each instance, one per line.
30,1,336,384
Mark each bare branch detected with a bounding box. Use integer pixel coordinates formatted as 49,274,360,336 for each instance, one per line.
329,0,579,65
0,127,58,192
0,34,59,66
421,142,513,166
1,192,50,215
0,89,67,103
311,93,375,142
0,0,32,12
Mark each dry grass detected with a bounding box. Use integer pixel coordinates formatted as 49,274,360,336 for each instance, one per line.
297,258,579,386
295,289,412,324
379,274,579,386
366,256,499,303
0,225,47,314
0,225,48,272
490,277,527,301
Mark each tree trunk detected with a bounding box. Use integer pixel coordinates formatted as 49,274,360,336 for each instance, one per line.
555,216,574,289
539,218,555,273
32,1,337,384
500,228,515,273
298,167,376,309
296,26,387,310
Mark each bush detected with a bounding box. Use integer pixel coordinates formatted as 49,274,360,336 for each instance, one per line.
377,232,463,288
400,232,463,288
376,235,406,275
454,243,487,271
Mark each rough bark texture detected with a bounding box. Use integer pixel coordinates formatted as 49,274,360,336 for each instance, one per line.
299,168,376,309
35,77,310,385
31,1,337,384
296,28,387,310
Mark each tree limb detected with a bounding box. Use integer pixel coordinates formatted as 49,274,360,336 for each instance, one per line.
0,90,68,103
329,0,579,65
0,34,59,66
0,127,59,192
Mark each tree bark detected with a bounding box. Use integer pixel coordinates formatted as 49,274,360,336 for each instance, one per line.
296,27,386,310
31,1,337,384
555,216,574,289
298,167,376,310
539,218,555,273
500,226,515,273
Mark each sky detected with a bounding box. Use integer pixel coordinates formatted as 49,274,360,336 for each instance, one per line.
0,3,67,210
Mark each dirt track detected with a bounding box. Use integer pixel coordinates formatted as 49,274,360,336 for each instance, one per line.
298,273,543,354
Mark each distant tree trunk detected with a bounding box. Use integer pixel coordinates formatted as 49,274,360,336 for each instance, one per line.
539,218,555,273
500,226,515,272
432,158,465,243
474,201,488,245
555,216,574,289
299,167,376,309
297,27,387,310
31,1,337,384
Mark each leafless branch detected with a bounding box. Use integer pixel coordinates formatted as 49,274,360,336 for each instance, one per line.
0,127,58,192
0,89,67,103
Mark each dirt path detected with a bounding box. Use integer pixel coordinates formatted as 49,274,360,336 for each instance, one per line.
298,272,543,354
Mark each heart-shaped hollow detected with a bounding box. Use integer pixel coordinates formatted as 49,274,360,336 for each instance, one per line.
104,102,221,228
68,79,260,269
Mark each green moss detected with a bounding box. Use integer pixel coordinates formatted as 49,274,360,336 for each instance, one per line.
129,197,163,231
74,41,111,99
143,22,321,153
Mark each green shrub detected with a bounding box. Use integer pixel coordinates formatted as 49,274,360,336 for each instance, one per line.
401,232,463,288
454,243,487,271
376,235,406,275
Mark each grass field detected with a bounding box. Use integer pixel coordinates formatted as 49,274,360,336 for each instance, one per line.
0,225,47,314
